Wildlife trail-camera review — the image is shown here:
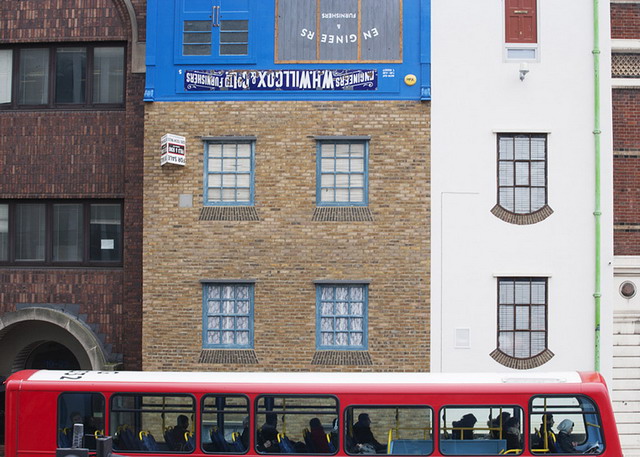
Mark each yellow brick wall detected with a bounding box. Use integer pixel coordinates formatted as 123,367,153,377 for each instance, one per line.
143,100,430,371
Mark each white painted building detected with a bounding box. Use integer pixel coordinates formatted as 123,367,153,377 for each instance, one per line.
431,0,614,384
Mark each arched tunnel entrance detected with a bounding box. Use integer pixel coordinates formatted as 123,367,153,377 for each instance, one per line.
0,307,109,446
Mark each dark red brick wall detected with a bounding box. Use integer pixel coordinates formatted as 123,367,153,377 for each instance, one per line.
613,89,640,256
0,0,144,369
611,3,640,39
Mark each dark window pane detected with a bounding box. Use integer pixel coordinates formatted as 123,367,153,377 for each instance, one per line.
89,204,121,262
93,47,124,104
18,48,49,105
55,47,86,104
220,44,248,55
53,204,83,262
0,204,7,261
58,393,105,450
16,204,45,261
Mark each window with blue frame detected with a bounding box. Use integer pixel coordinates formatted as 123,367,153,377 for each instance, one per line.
202,283,254,349
317,140,368,206
316,284,368,350
204,140,254,206
177,0,252,63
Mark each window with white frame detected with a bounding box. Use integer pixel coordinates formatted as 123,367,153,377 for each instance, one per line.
317,140,368,206
316,284,368,350
497,277,548,359
204,140,254,206
203,283,253,349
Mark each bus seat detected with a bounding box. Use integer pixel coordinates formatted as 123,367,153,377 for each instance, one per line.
58,428,72,448
440,439,507,455
389,439,433,455
303,428,315,452
164,427,181,451
116,426,141,451
210,427,230,451
277,434,296,453
139,431,159,451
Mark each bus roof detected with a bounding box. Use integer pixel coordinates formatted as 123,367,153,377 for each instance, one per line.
15,370,590,385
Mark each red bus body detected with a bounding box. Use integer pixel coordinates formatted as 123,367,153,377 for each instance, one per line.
4,370,623,457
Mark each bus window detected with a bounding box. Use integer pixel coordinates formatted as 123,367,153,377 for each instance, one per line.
110,394,196,452
256,395,338,454
202,394,249,453
439,406,523,456
530,396,604,455
57,392,105,450
345,406,433,455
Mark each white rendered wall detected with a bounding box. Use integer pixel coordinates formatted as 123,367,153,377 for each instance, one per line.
431,0,613,383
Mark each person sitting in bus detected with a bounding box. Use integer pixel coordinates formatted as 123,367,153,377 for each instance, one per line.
167,415,190,451
533,413,557,452
240,416,250,450
505,417,522,450
556,419,579,453
489,412,511,439
452,413,477,440
309,418,331,453
353,413,386,453
258,413,280,453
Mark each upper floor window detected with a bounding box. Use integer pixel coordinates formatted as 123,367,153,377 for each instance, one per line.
504,0,538,60
202,283,254,349
204,140,255,206
177,0,252,63
0,44,125,109
492,133,553,224
317,140,368,206
490,277,553,369
316,283,368,350
0,200,122,266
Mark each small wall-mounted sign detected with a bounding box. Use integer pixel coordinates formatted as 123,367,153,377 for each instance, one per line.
404,74,417,86
161,134,186,166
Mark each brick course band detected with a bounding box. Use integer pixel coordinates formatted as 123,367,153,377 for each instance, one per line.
489,348,555,370
312,207,374,222
199,206,260,221
198,350,259,364
490,204,554,225
311,351,373,365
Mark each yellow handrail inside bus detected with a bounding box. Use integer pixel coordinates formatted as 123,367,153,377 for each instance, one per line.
586,422,601,428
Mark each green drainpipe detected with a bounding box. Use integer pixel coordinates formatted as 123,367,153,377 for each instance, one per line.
593,0,602,373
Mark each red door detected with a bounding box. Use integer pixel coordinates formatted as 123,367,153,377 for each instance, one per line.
505,0,537,43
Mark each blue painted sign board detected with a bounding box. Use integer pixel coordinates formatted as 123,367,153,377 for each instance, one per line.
145,0,430,101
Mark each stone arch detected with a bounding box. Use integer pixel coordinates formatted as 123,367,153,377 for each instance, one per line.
111,0,146,73
0,307,108,375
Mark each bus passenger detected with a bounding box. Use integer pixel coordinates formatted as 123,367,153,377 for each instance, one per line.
353,413,386,453
240,416,250,450
533,413,557,452
309,418,330,453
505,417,522,450
168,415,190,450
258,413,280,453
452,414,476,440
489,412,511,439
556,420,579,453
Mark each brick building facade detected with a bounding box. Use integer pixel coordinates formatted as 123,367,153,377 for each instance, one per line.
143,101,430,371
611,1,640,455
142,0,431,371
0,0,145,388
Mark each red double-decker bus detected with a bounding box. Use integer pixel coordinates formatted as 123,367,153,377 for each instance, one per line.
4,370,622,457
